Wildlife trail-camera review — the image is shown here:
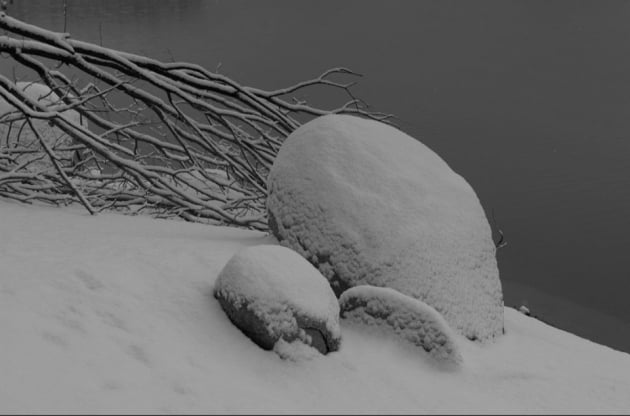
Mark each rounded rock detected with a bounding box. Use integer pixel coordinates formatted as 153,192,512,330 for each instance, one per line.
213,244,342,355
267,114,504,341
340,285,463,366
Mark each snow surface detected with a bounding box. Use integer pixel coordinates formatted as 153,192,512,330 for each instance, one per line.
267,114,503,341
2,200,630,413
339,285,462,366
214,244,341,348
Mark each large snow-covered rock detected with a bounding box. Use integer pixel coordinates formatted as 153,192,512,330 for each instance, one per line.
0,81,85,171
213,244,342,355
267,114,503,341
339,285,463,366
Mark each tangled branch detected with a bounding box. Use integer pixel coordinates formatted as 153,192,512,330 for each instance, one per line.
0,12,392,230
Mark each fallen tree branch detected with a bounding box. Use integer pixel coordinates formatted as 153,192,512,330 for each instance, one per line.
0,12,392,230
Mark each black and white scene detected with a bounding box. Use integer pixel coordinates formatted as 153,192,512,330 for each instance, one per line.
1,0,630,413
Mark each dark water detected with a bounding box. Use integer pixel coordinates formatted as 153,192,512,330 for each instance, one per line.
3,0,629,352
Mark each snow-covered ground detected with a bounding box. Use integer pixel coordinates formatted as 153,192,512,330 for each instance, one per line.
2,200,630,414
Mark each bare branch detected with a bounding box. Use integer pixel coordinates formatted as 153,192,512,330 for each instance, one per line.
0,13,391,231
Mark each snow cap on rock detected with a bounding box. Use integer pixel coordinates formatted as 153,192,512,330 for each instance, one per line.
213,244,342,356
340,285,463,367
267,114,504,342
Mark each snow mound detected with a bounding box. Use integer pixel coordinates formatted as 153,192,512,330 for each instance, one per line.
340,285,463,366
267,114,504,341
213,244,341,355
273,338,322,362
0,81,86,172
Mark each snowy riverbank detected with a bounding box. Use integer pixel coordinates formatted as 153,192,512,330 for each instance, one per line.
2,200,630,413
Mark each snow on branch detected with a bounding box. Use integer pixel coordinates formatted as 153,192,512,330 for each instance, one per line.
0,13,392,230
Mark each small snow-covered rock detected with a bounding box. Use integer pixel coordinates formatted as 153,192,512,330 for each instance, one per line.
340,285,463,366
0,81,86,171
267,114,504,341
213,244,342,355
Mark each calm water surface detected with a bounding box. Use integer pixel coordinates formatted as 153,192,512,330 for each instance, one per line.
3,0,630,352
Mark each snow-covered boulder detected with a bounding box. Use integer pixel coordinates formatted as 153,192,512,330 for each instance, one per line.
267,114,503,341
340,285,463,366
0,81,86,171
213,244,342,355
